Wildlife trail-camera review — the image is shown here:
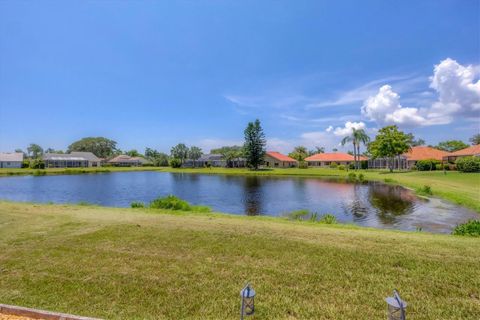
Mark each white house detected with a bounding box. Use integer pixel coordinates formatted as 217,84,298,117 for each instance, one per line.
0,152,24,168
43,152,101,168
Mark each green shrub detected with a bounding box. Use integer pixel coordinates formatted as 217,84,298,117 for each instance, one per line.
456,157,480,173
338,164,346,170
141,163,154,167
32,170,46,176
416,159,440,171
384,178,396,183
309,212,318,222
286,209,310,220
348,163,355,170
416,185,433,196
149,195,211,212
435,163,443,171
358,173,365,181
347,172,357,181
298,161,308,169
360,160,368,169
131,201,145,208
452,220,480,237
22,160,30,168
169,158,182,168
29,159,45,169
318,214,337,224
329,162,338,168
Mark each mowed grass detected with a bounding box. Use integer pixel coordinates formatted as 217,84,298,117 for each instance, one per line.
0,202,479,319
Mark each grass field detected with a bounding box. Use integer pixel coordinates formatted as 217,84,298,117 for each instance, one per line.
0,202,479,319
3,166,477,212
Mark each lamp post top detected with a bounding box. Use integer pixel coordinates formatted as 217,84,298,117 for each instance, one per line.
240,284,256,298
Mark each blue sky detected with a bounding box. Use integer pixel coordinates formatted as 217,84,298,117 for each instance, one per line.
0,0,479,153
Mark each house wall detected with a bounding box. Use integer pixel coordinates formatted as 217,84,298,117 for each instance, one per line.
45,160,89,168
367,158,408,170
263,155,296,168
109,161,140,167
0,161,22,168
307,160,352,167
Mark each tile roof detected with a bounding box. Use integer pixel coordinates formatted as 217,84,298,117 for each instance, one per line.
266,151,297,162
402,146,450,161
108,155,142,163
0,152,24,162
305,152,368,162
445,145,480,157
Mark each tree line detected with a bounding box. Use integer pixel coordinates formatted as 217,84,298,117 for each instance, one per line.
12,125,480,171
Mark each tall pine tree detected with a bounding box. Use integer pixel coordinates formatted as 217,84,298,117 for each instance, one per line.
243,119,266,170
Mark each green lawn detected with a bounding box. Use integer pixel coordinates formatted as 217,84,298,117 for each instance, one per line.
1,166,479,212
0,202,479,319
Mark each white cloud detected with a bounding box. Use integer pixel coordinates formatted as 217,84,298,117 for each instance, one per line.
361,58,480,127
326,125,333,132
429,58,480,117
362,85,434,126
306,74,423,109
332,121,366,136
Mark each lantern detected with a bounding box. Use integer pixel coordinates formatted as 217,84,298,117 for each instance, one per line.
385,289,407,320
240,283,255,319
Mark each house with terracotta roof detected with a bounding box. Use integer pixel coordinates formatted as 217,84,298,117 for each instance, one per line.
368,146,450,170
305,152,367,167
263,151,297,168
443,145,480,163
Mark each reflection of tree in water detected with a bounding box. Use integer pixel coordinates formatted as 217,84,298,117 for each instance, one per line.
243,176,263,216
344,184,369,219
369,183,415,224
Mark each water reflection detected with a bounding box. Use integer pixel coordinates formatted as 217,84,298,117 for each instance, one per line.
368,183,417,224
0,172,477,233
242,176,263,215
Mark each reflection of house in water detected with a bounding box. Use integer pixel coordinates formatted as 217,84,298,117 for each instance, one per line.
368,183,417,223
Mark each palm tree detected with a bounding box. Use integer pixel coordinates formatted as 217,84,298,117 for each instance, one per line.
341,132,357,169
342,128,370,170
353,129,370,169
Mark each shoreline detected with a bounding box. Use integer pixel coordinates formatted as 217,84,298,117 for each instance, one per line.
1,166,479,213
1,201,479,318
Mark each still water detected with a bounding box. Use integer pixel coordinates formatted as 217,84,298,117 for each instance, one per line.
0,171,477,233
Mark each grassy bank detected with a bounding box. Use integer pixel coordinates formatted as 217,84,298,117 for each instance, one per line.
0,202,478,319
1,166,479,212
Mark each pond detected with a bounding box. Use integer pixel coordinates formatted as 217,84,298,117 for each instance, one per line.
0,171,477,233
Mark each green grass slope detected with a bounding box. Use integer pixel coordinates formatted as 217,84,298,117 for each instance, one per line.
0,202,479,319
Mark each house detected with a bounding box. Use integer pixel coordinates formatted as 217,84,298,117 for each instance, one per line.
443,145,480,163
305,152,368,167
368,146,450,170
43,152,101,168
108,155,147,167
263,151,297,168
194,154,227,167
0,152,24,168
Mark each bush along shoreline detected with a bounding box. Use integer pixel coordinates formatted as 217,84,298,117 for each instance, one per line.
132,195,211,212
